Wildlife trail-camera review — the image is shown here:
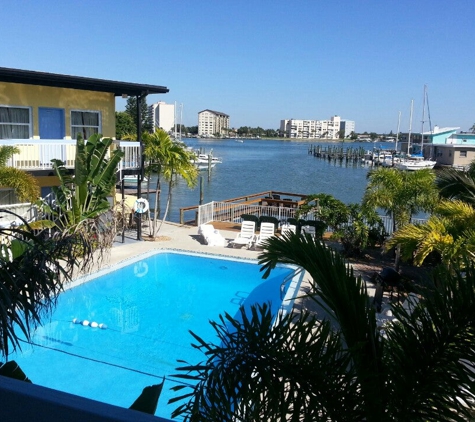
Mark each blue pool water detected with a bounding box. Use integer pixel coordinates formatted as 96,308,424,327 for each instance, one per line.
9,251,298,419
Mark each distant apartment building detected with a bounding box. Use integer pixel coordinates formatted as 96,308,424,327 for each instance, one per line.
340,119,355,137
149,101,175,133
198,109,230,137
280,115,343,139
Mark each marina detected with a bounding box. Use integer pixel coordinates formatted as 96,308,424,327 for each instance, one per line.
145,138,377,224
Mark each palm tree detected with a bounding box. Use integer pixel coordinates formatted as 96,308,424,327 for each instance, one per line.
158,140,198,231
0,211,95,359
363,167,438,269
171,235,475,421
436,160,475,206
387,199,475,268
143,129,198,237
0,146,39,203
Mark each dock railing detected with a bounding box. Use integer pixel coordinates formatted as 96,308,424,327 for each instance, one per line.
196,201,298,227
182,191,308,225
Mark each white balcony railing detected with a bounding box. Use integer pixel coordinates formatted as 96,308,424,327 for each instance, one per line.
0,139,141,172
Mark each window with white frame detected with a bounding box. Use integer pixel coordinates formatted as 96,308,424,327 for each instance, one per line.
71,110,101,140
460,150,467,158
0,106,31,139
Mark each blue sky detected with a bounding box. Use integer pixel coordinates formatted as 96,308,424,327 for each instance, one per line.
2,0,474,133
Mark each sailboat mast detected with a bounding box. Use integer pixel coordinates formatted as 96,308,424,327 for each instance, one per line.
174,101,177,139
407,100,413,154
396,111,401,152
179,103,183,141
421,85,427,157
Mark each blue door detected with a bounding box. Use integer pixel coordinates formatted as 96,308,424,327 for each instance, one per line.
38,108,66,165
39,107,65,139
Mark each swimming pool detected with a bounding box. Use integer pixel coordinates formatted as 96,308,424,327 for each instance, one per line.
9,250,302,420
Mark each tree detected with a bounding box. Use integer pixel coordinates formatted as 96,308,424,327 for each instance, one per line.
115,111,136,139
49,134,124,247
386,199,475,269
125,96,152,133
338,129,345,139
0,211,95,358
143,129,198,237
0,146,39,203
171,236,475,421
436,160,475,206
363,167,438,269
0,209,164,414
470,123,475,133
186,126,198,135
369,132,378,141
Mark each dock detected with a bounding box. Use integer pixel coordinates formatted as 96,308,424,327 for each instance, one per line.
179,191,309,226
308,144,371,165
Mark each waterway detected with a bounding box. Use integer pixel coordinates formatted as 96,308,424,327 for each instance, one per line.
143,138,388,223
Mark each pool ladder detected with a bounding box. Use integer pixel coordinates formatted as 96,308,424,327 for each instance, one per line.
280,267,303,300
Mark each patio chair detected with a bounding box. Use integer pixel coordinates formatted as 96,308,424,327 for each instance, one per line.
230,221,256,249
302,220,326,239
259,215,279,232
241,213,260,230
198,224,227,247
372,281,384,313
373,267,403,301
281,224,296,236
254,222,276,250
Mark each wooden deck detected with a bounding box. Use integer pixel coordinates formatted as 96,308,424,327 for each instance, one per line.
208,220,242,232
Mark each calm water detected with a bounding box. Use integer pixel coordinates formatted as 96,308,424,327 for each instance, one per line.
10,251,295,419
148,138,381,223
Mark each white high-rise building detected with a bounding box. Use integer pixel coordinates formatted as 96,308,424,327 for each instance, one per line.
198,109,230,137
340,119,355,137
149,101,175,133
280,115,345,139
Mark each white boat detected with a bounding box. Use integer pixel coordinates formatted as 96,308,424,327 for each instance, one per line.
396,88,436,171
395,155,436,171
190,151,222,170
122,175,148,185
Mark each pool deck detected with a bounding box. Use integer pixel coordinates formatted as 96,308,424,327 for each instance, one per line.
109,222,261,265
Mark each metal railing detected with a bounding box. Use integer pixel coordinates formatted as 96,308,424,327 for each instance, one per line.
0,203,38,227
196,201,428,236
197,201,298,227
281,268,304,300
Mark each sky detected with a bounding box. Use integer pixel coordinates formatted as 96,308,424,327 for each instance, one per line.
2,0,474,134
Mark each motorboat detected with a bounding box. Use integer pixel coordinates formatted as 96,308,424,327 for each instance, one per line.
122,175,148,185
190,152,222,170
395,155,436,171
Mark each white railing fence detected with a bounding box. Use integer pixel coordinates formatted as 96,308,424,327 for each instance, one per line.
197,201,215,226
0,203,38,227
1,139,140,172
197,201,298,226
197,201,427,235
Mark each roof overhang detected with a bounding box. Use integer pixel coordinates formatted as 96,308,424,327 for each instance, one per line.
434,143,475,148
0,67,169,97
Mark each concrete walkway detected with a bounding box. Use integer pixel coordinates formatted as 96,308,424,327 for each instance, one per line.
108,222,263,267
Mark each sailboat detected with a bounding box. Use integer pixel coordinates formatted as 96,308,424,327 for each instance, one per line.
396,86,437,171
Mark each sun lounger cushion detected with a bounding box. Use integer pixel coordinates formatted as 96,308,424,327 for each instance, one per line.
198,224,227,247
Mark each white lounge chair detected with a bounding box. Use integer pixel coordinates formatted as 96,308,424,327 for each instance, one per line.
198,224,227,247
281,224,296,236
254,222,276,250
230,221,256,249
